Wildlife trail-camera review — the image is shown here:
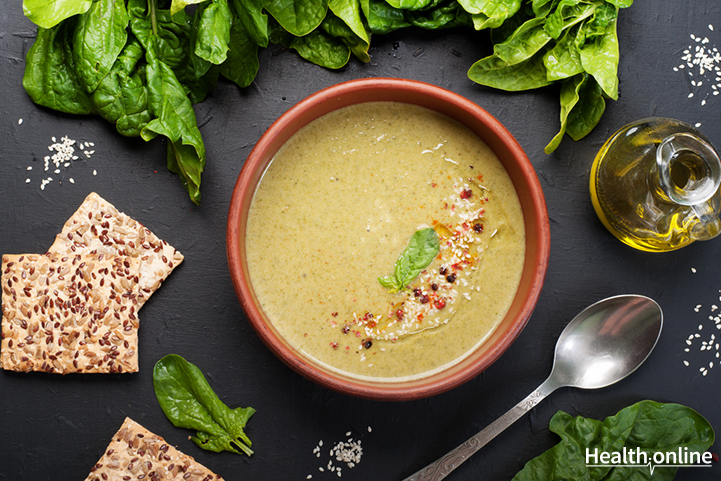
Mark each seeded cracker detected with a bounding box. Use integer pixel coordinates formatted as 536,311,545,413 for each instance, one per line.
85,417,224,481
49,192,184,308
1,253,140,374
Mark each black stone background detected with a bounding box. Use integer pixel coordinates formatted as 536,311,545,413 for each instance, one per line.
1,1,721,480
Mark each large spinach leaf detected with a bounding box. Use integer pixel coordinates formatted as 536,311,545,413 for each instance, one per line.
72,0,130,94
468,50,550,90
578,12,620,99
194,0,232,65
23,19,97,115
232,0,270,47
153,354,255,456
512,401,714,481
91,37,152,137
23,0,93,28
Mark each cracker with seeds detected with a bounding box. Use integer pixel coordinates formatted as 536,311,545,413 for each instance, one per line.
49,192,184,309
85,417,224,481
1,253,140,374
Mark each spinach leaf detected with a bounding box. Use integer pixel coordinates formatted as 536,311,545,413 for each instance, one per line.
194,0,232,65
565,73,605,140
385,0,434,12
232,0,270,47
91,37,152,137
72,0,130,93
456,0,520,30
170,0,210,19
142,35,206,205
493,16,550,65
153,354,255,456
360,0,410,34
23,19,97,115
379,228,440,293
406,1,472,30
468,50,550,91
264,0,329,36
542,24,583,81
23,0,93,29
544,72,583,153
329,0,370,60
512,401,714,481
578,11,620,99
290,25,351,69
219,13,260,87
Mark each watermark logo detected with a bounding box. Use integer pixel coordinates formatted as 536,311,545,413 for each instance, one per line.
586,447,713,474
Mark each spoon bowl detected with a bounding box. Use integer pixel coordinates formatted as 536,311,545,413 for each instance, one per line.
404,294,663,481
550,295,663,389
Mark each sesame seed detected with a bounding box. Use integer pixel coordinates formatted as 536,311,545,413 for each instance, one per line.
18,118,23,125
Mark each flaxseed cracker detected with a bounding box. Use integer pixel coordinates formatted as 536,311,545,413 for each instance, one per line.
85,417,224,481
49,192,184,309
1,253,140,374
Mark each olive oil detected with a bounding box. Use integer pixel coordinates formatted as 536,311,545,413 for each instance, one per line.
590,118,721,252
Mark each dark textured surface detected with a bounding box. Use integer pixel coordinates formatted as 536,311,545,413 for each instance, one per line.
1,2,721,480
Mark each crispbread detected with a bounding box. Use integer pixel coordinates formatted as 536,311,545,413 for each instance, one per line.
85,417,224,481
49,192,183,309
1,253,140,374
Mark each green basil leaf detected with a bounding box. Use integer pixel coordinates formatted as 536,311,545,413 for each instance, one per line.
468,51,551,91
457,0,520,30
23,0,93,28
395,228,440,288
379,228,439,292
264,0,329,36
153,354,255,456
544,73,583,154
72,0,130,93
194,0,232,64
23,19,97,115
91,37,152,137
219,15,259,87
232,0,270,47
511,401,714,481
578,13,620,99
360,0,410,34
565,73,605,141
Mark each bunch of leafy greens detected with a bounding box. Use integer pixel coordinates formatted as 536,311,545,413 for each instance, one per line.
21,0,632,203
153,354,255,455
378,227,440,292
512,400,715,481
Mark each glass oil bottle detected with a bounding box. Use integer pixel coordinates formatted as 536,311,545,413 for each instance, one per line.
590,117,721,252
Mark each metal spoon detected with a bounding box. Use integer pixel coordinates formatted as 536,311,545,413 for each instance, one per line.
403,294,663,481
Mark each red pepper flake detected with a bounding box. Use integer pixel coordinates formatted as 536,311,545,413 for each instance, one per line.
367,320,377,328
460,189,472,199
331,311,338,317
434,299,446,309
330,342,339,349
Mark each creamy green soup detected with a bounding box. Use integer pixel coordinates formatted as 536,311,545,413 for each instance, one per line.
246,102,525,381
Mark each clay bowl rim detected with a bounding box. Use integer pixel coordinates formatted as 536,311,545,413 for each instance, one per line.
227,77,550,401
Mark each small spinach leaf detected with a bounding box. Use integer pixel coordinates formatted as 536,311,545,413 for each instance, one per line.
219,14,260,87
457,0,520,30
379,228,440,293
385,0,434,12
578,12,620,99
468,51,550,91
544,73,583,154
543,24,583,81
565,73,605,140
290,26,350,69
194,0,232,65
23,0,93,29
360,0,410,34
232,0,270,47
153,354,255,456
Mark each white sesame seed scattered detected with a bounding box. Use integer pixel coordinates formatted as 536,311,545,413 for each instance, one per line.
25,178,31,184
18,118,22,125
695,122,702,128
26,166,32,171
684,360,690,366
69,178,75,184
307,475,313,479
93,170,97,175
692,267,697,273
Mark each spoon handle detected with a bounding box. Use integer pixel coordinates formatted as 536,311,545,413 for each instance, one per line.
402,384,554,481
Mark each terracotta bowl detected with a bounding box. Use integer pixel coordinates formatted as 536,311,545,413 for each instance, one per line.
227,78,550,401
